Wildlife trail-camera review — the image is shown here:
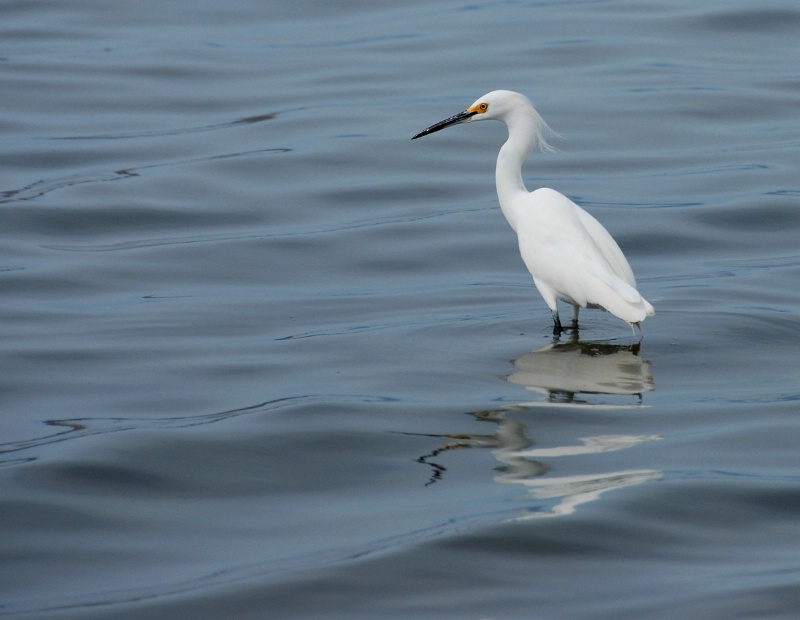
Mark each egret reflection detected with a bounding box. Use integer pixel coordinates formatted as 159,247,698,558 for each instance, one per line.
409,337,660,516
507,338,653,406
413,408,660,516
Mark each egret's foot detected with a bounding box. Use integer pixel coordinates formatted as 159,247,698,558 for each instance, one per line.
552,315,564,337
553,320,580,343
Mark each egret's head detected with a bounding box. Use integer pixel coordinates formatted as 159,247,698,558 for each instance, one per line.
411,90,557,153
467,90,534,122
411,90,532,139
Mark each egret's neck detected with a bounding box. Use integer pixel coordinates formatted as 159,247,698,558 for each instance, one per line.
495,117,535,232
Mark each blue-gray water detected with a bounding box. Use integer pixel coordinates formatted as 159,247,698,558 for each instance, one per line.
3,1,800,618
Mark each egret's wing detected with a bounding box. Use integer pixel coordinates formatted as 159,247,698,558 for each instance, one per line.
516,189,650,323
574,207,636,287
522,238,650,323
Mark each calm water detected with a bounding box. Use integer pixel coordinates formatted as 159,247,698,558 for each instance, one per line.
3,1,800,618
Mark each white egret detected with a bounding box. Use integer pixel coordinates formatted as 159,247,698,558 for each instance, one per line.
412,90,654,335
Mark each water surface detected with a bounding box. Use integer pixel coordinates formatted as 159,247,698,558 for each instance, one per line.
2,1,800,618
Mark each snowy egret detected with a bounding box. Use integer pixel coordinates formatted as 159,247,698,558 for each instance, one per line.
412,90,654,335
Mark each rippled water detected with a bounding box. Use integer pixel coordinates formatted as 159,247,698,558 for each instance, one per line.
3,1,800,618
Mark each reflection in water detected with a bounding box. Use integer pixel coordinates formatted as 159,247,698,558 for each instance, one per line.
507,337,654,406
414,410,541,486
414,338,660,517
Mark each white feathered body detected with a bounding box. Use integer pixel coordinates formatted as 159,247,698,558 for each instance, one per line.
514,187,654,325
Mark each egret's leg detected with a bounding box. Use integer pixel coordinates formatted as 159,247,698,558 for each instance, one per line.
551,310,563,336
532,278,562,336
570,305,580,328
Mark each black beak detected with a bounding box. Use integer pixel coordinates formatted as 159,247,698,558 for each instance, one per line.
411,109,476,140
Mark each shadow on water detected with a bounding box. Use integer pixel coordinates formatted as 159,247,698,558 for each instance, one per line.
410,335,661,516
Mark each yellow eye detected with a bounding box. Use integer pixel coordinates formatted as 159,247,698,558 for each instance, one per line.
468,102,489,115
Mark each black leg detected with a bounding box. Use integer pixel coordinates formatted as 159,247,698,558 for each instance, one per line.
552,311,563,336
